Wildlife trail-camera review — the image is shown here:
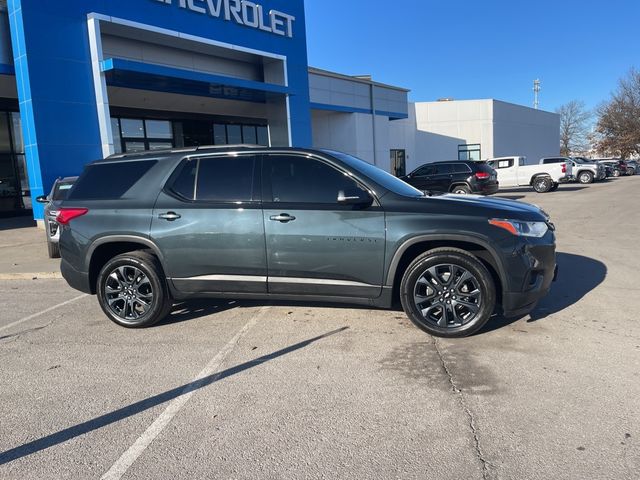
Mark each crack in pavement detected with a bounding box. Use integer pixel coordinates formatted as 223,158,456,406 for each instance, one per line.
433,337,495,480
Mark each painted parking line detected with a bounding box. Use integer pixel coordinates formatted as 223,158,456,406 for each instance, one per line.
100,305,271,480
0,294,88,334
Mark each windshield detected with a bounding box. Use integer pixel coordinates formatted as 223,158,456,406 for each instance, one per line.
324,150,424,197
323,150,424,197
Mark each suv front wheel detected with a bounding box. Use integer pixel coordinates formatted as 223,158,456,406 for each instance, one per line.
400,248,496,338
97,251,172,328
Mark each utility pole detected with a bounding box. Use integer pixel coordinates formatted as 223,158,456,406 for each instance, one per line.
533,79,541,110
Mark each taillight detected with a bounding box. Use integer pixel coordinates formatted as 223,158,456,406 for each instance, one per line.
562,163,567,173
56,208,88,225
475,172,491,180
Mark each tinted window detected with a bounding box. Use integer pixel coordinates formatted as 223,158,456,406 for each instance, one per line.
268,155,360,204
435,164,453,175
52,181,75,201
170,159,197,200
68,161,157,200
453,163,472,173
196,155,255,202
414,165,436,176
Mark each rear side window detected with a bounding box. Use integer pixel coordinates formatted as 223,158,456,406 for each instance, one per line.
435,164,453,174
414,165,436,176
52,182,75,201
453,163,472,173
68,160,157,200
197,155,255,202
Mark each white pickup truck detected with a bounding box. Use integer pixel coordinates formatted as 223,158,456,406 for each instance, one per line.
487,156,574,193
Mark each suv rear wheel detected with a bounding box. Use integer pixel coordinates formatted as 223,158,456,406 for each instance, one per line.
451,185,471,195
97,251,172,328
400,248,496,338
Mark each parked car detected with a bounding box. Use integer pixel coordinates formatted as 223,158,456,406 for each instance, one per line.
540,156,604,184
596,159,625,177
624,160,638,176
487,156,573,193
57,146,557,338
399,160,499,195
36,176,78,258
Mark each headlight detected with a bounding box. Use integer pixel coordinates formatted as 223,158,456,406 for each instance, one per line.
489,219,549,238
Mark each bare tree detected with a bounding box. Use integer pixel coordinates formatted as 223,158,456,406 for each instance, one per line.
556,100,592,156
595,69,640,159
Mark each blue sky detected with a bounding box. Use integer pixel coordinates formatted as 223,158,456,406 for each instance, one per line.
304,0,639,113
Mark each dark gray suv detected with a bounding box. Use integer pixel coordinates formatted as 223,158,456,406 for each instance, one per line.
58,146,557,337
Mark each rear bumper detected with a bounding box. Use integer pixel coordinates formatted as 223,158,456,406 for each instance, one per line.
61,258,93,294
559,175,575,183
501,240,557,318
478,182,500,195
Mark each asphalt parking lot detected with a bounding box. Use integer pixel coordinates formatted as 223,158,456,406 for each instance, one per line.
1,177,639,480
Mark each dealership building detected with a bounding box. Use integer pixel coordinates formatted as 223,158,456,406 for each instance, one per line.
0,0,558,221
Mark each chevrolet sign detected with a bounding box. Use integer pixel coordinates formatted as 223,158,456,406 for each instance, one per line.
154,0,296,38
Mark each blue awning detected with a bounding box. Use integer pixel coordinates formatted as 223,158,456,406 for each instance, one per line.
101,58,290,104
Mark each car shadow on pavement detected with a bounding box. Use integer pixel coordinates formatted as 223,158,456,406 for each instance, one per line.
527,252,607,322
478,252,607,333
556,186,589,192
158,299,243,326
0,326,349,466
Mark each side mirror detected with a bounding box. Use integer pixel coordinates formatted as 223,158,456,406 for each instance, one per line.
337,188,373,206
36,195,49,204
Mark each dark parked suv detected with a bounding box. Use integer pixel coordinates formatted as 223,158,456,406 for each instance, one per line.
400,161,499,195
58,147,556,338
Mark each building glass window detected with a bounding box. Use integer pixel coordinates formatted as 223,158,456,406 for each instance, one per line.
226,125,242,144
0,110,30,213
213,124,227,145
458,144,481,161
242,125,257,145
257,126,269,146
112,118,176,153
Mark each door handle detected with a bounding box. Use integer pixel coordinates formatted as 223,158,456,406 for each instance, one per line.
270,214,296,223
158,212,181,221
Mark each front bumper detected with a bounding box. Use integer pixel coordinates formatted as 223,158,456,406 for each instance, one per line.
501,237,557,318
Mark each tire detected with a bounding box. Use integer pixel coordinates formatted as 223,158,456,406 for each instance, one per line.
549,183,559,192
532,176,553,193
578,171,594,184
400,248,496,338
628,168,636,176
47,238,60,258
451,185,471,195
96,251,172,328
613,169,621,178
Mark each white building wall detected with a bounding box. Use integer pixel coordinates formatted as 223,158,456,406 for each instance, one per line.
388,100,561,173
492,100,560,164
311,110,392,172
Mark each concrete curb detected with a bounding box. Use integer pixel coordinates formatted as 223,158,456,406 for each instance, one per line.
0,272,63,280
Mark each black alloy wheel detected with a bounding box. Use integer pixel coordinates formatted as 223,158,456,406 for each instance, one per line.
400,248,496,338
97,251,172,328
